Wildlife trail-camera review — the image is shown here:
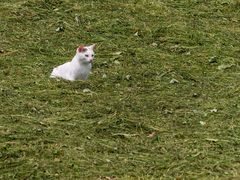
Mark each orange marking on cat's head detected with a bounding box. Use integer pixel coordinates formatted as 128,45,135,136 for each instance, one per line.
77,45,87,53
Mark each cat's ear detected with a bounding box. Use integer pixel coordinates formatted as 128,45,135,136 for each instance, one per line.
77,45,87,53
89,44,96,50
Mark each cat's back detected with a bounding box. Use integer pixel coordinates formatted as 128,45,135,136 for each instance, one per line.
57,61,71,70
50,61,71,79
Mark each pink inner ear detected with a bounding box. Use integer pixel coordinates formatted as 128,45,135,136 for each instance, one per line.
78,45,85,52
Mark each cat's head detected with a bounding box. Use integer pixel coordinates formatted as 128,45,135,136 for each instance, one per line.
76,44,95,64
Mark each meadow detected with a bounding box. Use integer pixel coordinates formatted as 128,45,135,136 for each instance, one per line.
0,0,240,179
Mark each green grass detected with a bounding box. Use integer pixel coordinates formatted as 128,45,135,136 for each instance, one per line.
0,0,240,179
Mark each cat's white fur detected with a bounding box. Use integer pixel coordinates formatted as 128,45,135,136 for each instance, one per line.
50,44,95,81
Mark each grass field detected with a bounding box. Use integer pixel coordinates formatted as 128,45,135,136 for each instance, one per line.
0,0,240,179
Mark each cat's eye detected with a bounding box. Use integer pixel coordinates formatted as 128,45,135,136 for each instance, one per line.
92,54,94,57
85,54,89,57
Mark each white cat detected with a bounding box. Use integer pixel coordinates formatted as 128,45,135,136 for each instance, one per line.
50,44,95,81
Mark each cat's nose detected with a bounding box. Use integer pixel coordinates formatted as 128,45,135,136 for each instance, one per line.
89,59,93,63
